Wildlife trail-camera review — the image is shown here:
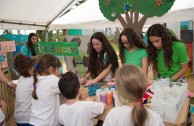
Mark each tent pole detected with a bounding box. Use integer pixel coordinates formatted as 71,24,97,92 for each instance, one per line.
46,0,77,28
45,30,48,41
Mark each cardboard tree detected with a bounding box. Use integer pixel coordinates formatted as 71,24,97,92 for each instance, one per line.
99,0,175,35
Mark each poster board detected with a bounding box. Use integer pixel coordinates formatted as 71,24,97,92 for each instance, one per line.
35,42,79,56
0,41,16,68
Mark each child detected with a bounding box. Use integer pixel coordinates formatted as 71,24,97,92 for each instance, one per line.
58,72,106,126
29,54,61,126
14,53,35,125
103,65,164,126
0,100,7,126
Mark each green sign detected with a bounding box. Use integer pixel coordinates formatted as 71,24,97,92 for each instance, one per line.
35,42,78,56
68,29,82,36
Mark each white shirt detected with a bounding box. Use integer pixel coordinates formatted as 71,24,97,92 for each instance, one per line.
29,75,60,126
14,76,34,123
103,105,164,126
0,109,5,126
59,101,104,126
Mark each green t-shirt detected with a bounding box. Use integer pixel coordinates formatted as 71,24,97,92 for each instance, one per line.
124,48,148,68
157,42,189,77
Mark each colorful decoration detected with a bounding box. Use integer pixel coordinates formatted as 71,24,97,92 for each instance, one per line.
123,2,132,12
0,54,6,62
106,0,112,6
111,12,116,18
0,52,8,68
99,0,130,21
137,0,175,17
156,0,163,6
0,41,16,53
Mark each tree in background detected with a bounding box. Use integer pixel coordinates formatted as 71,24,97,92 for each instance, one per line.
99,0,175,35
3,30,12,34
36,29,63,42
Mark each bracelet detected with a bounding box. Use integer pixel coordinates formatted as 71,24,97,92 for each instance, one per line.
7,81,12,86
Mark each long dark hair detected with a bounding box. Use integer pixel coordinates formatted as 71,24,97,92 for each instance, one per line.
27,33,37,56
88,32,119,79
32,54,61,100
119,28,147,64
147,24,182,71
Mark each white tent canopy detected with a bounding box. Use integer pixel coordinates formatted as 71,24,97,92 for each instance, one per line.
1,0,194,30
0,0,80,30
51,0,194,30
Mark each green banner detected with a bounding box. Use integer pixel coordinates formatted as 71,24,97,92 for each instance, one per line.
35,42,78,56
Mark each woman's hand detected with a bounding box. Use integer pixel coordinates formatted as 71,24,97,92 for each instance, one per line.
79,77,87,85
85,79,97,86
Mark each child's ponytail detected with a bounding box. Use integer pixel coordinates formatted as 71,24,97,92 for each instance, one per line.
131,102,148,126
32,65,38,100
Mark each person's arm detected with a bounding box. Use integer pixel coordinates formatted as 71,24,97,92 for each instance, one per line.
0,70,16,89
152,67,159,80
20,44,29,56
80,71,91,84
142,57,148,75
171,63,188,81
0,100,7,126
85,64,112,86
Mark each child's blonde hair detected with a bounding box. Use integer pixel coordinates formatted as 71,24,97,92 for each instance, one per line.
115,65,148,126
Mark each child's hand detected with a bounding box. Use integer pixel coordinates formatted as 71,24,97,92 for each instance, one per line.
8,82,17,90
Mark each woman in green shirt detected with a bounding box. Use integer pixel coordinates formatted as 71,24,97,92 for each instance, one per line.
147,24,189,82
119,28,148,74
80,32,119,86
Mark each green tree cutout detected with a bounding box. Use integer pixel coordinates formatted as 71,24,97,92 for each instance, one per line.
99,0,175,35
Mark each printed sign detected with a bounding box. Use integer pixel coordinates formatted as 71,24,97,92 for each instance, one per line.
0,52,8,68
0,41,16,52
35,42,78,56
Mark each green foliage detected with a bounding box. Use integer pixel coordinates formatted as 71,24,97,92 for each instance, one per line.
99,0,175,21
99,0,126,21
36,29,64,42
3,30,12,34
36,30,45,41
138,0,175,17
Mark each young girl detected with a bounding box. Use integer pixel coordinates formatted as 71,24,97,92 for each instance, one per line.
147,24,189,81
29,54,61,126
21,33,38,57
80,32,119,86
14,53,35,126
103,65,164,126
118,28,148,74
58,72,106,126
